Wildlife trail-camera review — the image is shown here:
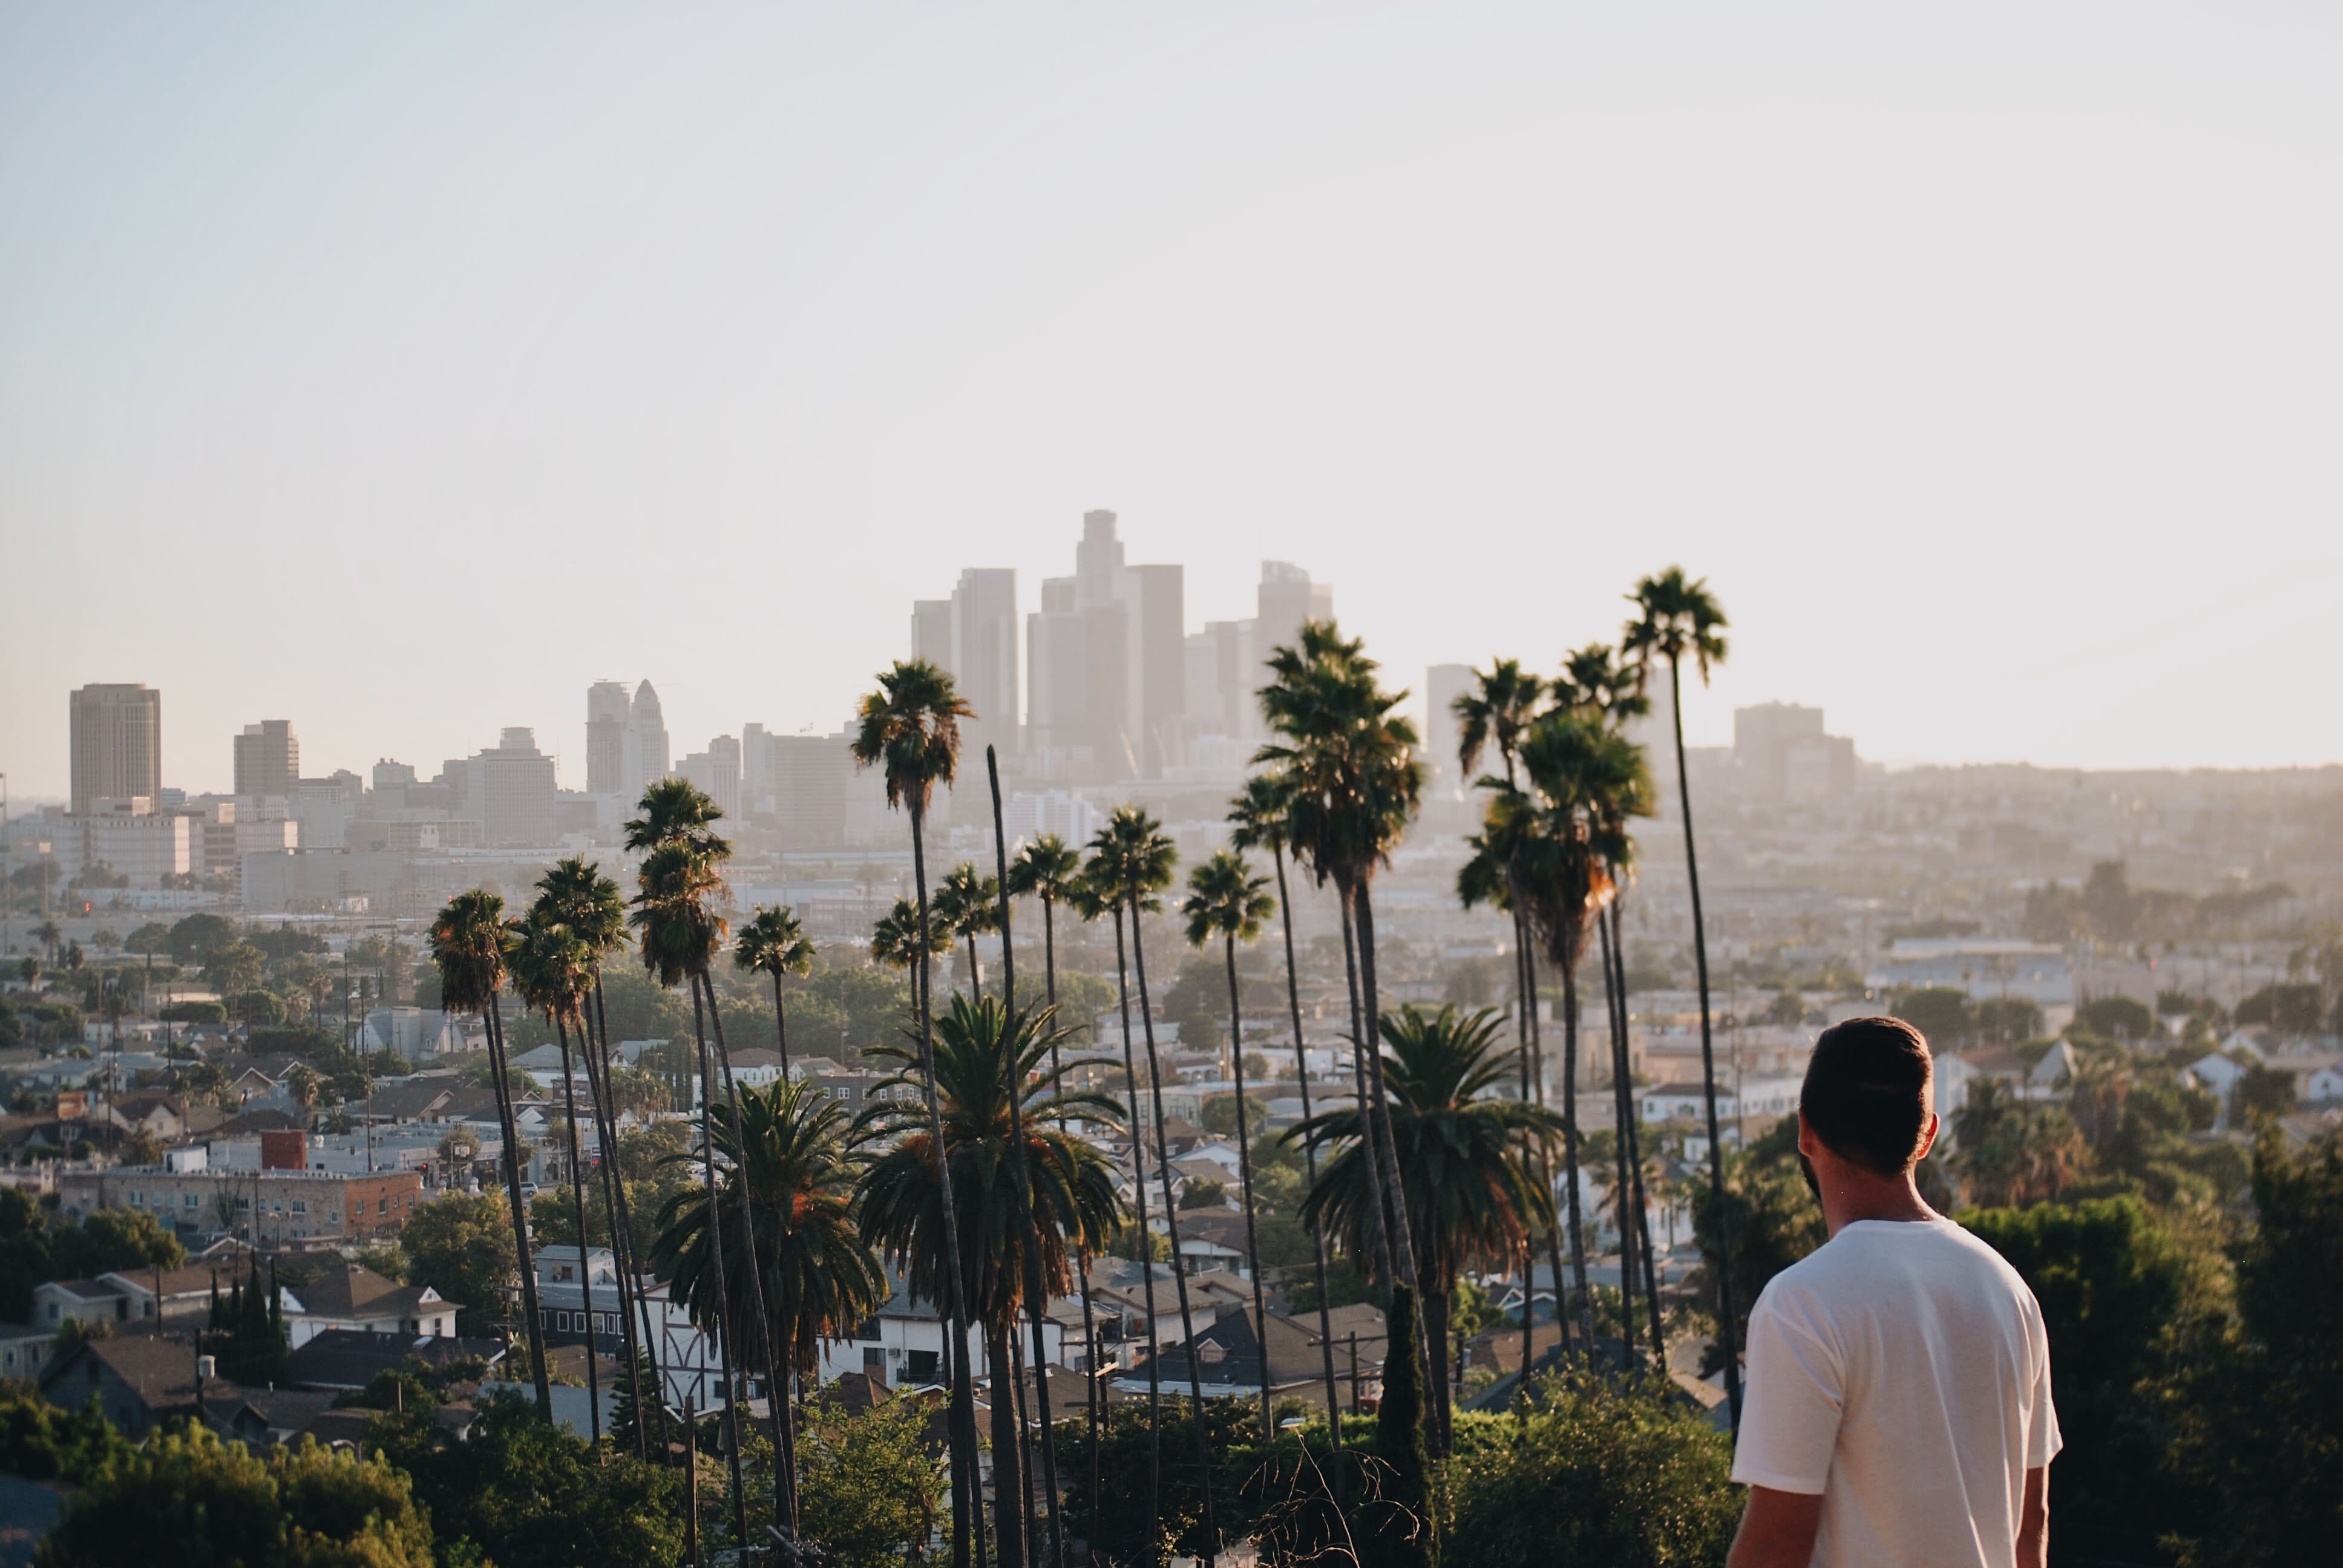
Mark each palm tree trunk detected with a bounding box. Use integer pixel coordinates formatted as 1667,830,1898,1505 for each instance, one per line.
1613,904,1666,1368
1511,903,1537,1401
1334,900,1392,1284
698,974,793,1544
1128,895,1217,1568
1523,939,1570,1369
772,973,790,1080
592,978,667,1462
770,1310,800,1546
1042,891,1107,1557
1423,1280,1453,1439
1351,886,1440,1455
1596,915,1640,1368
687,981,750,1553
911,802,988,1568
989,1321,1026,1568
483,991,552,1422
966,933,983,999
1670,650,1741,1429
554,1015,602,1445
1224,935,1271,1447
983,748,1063,1568
1560,958,1594,1355
1270,843,1345,1462
1105,908,1163,1554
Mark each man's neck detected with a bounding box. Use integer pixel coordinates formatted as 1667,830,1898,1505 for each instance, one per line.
1820,1172,1938,1238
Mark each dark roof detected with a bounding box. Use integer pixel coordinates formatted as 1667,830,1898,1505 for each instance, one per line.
282,1329,503,1391
365,1080,460,1122
217,1106,304,1137
209,1385,340,1443
40,1334,209,1414
1147,1305,1386,1391
295,1264,444,1319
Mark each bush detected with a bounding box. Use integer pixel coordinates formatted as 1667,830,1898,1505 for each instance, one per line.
159,1000,226,1025
1443,1371,1739,1568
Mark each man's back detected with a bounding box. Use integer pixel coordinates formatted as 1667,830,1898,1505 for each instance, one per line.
1732,1217,2061,1567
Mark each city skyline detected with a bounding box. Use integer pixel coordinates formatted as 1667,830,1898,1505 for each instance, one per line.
5,7,2341,799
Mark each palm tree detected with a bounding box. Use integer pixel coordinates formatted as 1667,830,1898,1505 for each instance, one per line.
509,912,603,1445
1005,836,1082,1015
735,905,816,1077
628,784,779,1544
1181,849,1278,1445
934,864,1001,998
1517,710,1647,1359
428,890,552,1422
856,996,1124,1568
1084,813,1212,1564
1554,645,1666,1367
534,857,660,1462
1292,1005,1561,1450
1226,774,1348,1450
1254,621,1435,1423
653,1079,888,1548
850,658,987,1568
1622,566,1739,1426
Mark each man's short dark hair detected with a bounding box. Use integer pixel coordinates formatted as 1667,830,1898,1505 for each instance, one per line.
1801,1017,1933,1175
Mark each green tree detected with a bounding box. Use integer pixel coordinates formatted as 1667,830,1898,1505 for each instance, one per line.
932,863,1001,998
652,1080,888,1545
2076,995,2155,1042
0,1379,136,1483
1686,1117,1825,1378
1293,1006,1559,1442
1443,1371,1738,1568
428,888,550,1420
1622,564,1739,1427
1183,847,1280,1443
734,904,816,1075
854,995,1126,1568
796,1396,947,1568
38,1425,433,1568
1890,986,1974,1045
166,912,236,964
398,1191,517,1336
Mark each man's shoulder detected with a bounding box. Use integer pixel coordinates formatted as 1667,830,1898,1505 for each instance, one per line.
1763,1219,2025,1307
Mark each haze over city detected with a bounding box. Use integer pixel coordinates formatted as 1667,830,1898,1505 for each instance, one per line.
7,2,2342,798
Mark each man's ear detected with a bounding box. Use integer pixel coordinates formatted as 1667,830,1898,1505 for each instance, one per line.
1796,1108,1818,1161
1912,1111,1941,1164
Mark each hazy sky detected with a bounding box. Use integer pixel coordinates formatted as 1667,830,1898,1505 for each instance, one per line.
5,2,2339,800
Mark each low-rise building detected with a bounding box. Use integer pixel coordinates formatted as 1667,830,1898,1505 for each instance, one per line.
57,1165,425,1246
284,1262,459,1346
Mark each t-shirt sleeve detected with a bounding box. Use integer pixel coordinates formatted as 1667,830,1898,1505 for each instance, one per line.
2024,1294,2063,1469
1731,1282,1844,1495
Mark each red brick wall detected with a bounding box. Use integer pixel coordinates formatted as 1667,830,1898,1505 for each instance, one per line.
339,1172,425,1238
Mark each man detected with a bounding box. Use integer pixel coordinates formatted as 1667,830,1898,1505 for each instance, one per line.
1728,1017,2059,1568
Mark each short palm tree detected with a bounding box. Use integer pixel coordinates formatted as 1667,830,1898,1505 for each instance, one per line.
1292,1005,1561,1445
509,912,604,1444
1005,835,1082,1013
850,658,986,1568
1181,849,1278,1445
654,1079,887,1546
934,864,1001,997
735,905,816,1076
428,889,551,1422
1227,772,1348,1446
856,996,1124,1568
1621,566,1738,1426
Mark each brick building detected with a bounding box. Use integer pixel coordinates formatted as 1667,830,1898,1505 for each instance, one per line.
56,1166,424,1246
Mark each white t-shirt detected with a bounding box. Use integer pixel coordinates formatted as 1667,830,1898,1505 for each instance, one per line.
1731,1216,2062,1568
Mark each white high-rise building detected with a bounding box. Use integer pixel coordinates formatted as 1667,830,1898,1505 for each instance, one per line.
1023,511,1185,781
678,735,741,820
586,682,631,796
1424,664,1476,794
622,681,670,801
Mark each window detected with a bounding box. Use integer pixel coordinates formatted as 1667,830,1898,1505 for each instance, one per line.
183,1195,198,1209
863,1347,883,1368
129,1192,142,1206
290,1200,307,1215
905,1350,939,1383
378,1197,388,1214
237,1198,251,1212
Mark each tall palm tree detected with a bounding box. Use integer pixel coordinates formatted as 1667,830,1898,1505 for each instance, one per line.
1090,810,1219,1564
1005,835,1081,1016
735,905,816,1077
850,658,987,1568
1622,567,1739,1426
534,857,660,1462
934,864,1001,998
428,890,551,1422
1181,849,1279,1445
1292,1005,1561,1449
653,1079,888,1549
509,912,605,1445
1227,774,1348,1450
1254,621,1435,1420
856,996,1124,1568
628,784,781,1543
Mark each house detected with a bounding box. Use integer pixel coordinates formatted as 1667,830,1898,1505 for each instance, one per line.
281,1327,503,1391
530,1246,625,1356
204,1386,342,1450
1155,1210,1251,1274
0,1324,57,1383
364,1077,465,1125
362,1007,479,1059
284,1263,459,1347
1129,1301,1387,1409
2186,1052,2249,1100
2027,1039,2080,1094
38,1334,215,1437
2301,1060,2343,1106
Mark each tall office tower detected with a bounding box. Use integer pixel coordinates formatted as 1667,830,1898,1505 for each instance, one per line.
680,735,742,820
586,681,631,795
1023,511,1184,780
1734,702,1857,797
908,570,1021,762
69,684,162,815
1424,664,1476,793
1254,560,1334,661
469,728,558,846
233,720,300,798
770,731,853,846
622,681,670,800
741,723,772,816
911,598,954,668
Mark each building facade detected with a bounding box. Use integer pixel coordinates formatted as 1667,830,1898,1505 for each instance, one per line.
57,1168,425,1246
233,720,300,798
70,683,163,816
